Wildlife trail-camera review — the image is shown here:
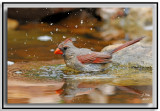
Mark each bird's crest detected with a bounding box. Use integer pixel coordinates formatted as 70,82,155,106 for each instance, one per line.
58,38,76,48
63,38,76,44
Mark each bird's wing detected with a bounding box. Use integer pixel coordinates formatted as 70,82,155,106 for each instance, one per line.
77,52,112,64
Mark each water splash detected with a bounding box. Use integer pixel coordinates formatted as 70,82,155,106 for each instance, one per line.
80,20,83,24
63,36,66,39
75,25,78,28
50,23,53,26
31,65,64,80
50,32,53,35
56,28,59,31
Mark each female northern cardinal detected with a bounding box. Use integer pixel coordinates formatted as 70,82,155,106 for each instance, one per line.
54,37,144,72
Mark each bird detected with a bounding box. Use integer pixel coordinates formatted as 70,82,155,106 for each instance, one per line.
54,37,144,72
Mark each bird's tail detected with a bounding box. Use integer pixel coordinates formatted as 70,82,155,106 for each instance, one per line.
109,36,144,54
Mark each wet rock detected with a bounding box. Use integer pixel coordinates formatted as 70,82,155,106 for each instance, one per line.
96,8,152,43
120,8,152,44
8,8,75,23
89,8,126,41
101,42,152,67
8,18,19,30
96,8,125,21
128,8,152,27
90,27,125,40
97,8,152,28
8,8,100,24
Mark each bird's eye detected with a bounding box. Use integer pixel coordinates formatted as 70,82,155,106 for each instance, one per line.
63,47,68,50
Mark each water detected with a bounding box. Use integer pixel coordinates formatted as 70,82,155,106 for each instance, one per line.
8,60,152,104
8,23,110,62
7,15,152,104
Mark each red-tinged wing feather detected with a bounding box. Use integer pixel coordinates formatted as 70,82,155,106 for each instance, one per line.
77,53,111,64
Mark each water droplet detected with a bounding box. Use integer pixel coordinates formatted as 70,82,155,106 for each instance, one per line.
50,49,54,52
63,36,66,38
24,42,27,45
56,28,59,31
50,23,53,25
50,32,53,35
75,25,78,28
90,28,93,30
80,20,83,24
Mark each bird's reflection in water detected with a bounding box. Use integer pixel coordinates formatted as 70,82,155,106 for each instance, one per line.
55,76,152,104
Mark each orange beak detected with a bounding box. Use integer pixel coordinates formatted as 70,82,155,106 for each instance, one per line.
55,89,64,94
54,48,63,54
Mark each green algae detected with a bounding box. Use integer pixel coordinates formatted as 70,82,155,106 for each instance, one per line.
9,61,152,86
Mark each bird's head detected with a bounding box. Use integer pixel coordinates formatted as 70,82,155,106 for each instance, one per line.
54,38,76,55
